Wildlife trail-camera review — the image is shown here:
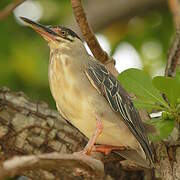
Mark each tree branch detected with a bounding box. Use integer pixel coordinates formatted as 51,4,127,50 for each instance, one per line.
71,0,109,64
165,0,180,77
0,0,26,21
168,0,180,27
155,143,173,180
153,1,180,179
0,153,104,180
71,0,118,77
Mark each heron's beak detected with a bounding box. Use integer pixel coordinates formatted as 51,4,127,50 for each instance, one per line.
20,17,58,42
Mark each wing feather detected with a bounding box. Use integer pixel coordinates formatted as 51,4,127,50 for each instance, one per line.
85,60,154,165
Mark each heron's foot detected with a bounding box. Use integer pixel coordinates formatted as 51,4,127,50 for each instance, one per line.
93,145,126,155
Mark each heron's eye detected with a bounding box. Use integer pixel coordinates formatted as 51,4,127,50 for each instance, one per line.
61,31,66,36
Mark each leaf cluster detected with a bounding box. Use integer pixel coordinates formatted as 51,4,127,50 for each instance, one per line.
118,69,180,141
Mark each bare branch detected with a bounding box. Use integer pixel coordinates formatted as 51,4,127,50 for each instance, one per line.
0,0,26,21
70,0,118,77
168,0,180,28
0,153,104,180
165,32,180,77
71,0,109,64
1,0,25,21
165,0,180,77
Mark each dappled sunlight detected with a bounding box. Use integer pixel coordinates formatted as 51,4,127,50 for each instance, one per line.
113,42,142,73
151,64,166,77
13,0,43,25
141,40,162,60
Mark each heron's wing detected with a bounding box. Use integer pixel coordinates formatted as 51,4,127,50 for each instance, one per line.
85,60,154,165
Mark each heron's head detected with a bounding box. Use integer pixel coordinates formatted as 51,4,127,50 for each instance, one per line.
20,17,82,50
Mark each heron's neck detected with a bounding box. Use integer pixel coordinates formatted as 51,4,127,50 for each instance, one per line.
50,42,88,63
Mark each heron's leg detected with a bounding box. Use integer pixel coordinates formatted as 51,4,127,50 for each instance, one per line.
76,116,103,155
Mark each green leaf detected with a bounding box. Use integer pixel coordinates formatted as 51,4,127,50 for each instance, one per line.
153,76,180,105
133,99,162,111
118,69,168,110
147,117,175,142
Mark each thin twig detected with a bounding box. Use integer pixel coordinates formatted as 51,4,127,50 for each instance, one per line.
0,0,26,21
165,32,180,77
165,0,180,77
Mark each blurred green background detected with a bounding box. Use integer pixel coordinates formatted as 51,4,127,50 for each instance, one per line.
0,0,174,108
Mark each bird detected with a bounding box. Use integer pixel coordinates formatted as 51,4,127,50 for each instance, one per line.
20,17,154,168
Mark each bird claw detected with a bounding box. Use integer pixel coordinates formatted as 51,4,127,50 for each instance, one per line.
93,145,126,155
